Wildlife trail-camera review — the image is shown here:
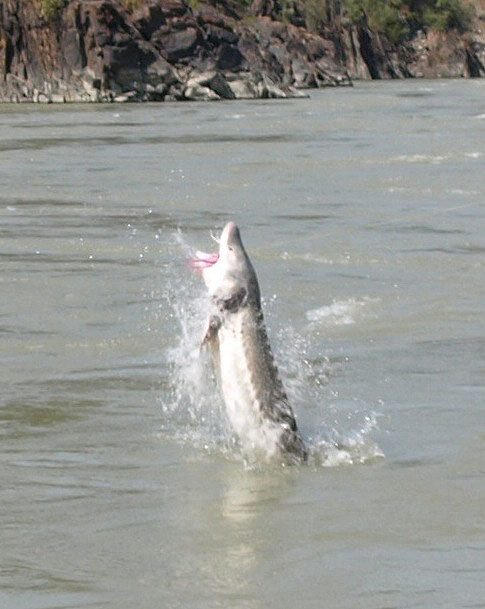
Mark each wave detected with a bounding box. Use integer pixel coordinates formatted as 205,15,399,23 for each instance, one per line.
306,297,378,326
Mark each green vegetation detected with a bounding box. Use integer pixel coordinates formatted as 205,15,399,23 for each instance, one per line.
420,0,475,32
341,0,474,41
40,0,66,18
39,0,141,17
343,0,409,42
281,0,474,41
120,0,143,12
37,0,475,39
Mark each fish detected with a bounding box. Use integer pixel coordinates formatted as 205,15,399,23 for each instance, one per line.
190,222,307,464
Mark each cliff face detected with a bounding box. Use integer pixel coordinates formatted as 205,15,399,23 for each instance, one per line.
335,22,485,80
0,0,484,102
0,0,350,102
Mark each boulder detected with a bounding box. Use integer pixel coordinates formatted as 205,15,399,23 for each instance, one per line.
156,26,200,61
183,70,235,99
184,82,220,100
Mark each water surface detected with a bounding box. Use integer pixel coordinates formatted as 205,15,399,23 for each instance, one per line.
1,79,484,609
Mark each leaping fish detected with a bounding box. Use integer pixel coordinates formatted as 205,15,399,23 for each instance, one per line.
190,222,307,464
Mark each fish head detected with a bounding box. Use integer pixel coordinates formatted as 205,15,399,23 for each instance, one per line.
190,222,261,310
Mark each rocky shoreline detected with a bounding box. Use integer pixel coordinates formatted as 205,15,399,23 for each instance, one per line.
1,0,484,103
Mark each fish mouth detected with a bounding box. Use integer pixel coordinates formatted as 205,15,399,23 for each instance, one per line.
189,250,219,270
189,222,239,270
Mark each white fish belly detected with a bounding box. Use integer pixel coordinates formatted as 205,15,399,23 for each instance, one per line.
217,314,280,457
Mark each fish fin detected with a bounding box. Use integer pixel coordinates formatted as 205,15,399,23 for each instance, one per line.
200,315,221,386
201,315,221,348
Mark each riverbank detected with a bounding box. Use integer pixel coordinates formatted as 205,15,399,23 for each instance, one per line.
1,0,484,102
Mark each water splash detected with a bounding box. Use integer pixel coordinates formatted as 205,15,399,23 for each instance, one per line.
158,231,384,467
306,297,378,326
265,299,384,467
308,409,384,467
157,232,239,459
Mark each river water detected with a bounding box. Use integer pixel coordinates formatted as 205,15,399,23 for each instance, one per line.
1,79,484,609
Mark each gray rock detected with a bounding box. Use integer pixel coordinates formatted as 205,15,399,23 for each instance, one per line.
114,90,139,103
157,27,200,62
204,71,235,99
183,82,220,101
258,74,287,99
227,75,259,99
183,70,234,99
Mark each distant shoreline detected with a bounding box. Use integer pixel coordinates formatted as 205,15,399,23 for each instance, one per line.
1,0,484,103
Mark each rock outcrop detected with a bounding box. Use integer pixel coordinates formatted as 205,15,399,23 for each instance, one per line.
336,22,485,80
0,0,350,102
1,0,484,103
257,0,485,81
